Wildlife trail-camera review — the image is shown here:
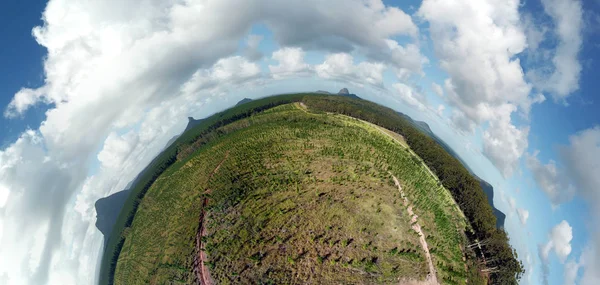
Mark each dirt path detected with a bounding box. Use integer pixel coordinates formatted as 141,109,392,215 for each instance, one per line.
194,151,229,285
391,174,439,285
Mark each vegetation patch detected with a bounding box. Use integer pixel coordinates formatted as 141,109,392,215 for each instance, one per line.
106,95,523,285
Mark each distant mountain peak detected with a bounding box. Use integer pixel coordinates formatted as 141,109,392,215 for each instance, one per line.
185,117,204,132
338,88,350,95
95,190,131,248
336,88,361,99
236,98,253,106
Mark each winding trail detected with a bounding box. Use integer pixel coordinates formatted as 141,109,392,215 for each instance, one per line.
194,151,229,285
391,174,439,285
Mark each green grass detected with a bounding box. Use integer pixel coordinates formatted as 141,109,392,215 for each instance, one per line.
113,104,473,284
98,94,308,285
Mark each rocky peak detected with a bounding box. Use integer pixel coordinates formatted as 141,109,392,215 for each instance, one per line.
338,88,349,95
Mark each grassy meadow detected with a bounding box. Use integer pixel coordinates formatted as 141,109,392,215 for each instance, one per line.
113,103,476,284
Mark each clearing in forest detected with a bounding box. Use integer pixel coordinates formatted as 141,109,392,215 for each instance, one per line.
113,103,474,284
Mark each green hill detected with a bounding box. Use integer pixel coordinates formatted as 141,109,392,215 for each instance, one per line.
394,111,506,229
100,93,523,285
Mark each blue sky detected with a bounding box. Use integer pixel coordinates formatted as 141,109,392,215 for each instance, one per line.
0,0,598,284
0,0,47,146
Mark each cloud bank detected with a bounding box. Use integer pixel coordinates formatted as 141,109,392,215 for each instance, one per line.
0,1,428,284
0,0,590,284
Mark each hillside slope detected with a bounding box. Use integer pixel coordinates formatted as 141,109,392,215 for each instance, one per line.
395,111,506,229
114,103,473,285
101,93,523,285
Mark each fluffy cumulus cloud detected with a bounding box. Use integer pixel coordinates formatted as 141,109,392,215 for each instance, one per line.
560,244,600,285
482,110,530,177
450,110,476,135
4,88,48,118
269,48,311,79
315,53,385,88
560,127,600,206
564,257,582,285
580,245,600,285
0,0,591,284
525,151,575,206
379,40,428,79
559,127,600,285
528,0,583,100
539,220,573,284
527,127,600,285
418,0,538,177
182,56,262,95
263,0,418,52
0,1,430,284
97,132,140,169
0,131,85,284
392,83,428,111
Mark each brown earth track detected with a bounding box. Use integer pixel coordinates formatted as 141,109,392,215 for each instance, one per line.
391,174,439,285
194,151,229,285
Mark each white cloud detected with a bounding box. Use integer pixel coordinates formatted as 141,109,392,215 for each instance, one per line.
564,258,581,285
269,48,311,79
528,127,600,285
560,127,600,205
97,132,139,170
182,56,262,95
0,1,427,284
517,208,529,225
525,151,575,206
482,111,529,177
450,110,476,134
0,185,9,208
431,82,443,97
245,34,264,61
381,40,428,79
526,252,534,283
539,220,573,284
508,196,516,212
265,0,418,52
0,219,3,246
580,244,600,285
435,105,445,117
558,127,600,285
549,221,574,262
418,0,537,177
315,53,385,88
392,82,428,111
6,0,422,119
528,0,583,100
522,14,547,52
0,130,89,285
4,88,48,118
